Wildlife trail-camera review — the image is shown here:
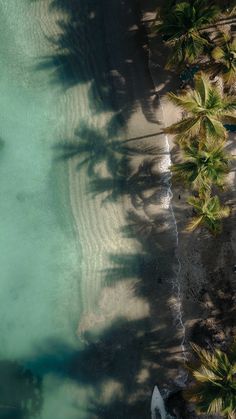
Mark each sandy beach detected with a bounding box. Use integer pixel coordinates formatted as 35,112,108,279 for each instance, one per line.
32,0,204,413
32,0,190,416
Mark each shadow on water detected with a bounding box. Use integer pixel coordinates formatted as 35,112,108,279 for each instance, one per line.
22,313,182,418
0,361,42,419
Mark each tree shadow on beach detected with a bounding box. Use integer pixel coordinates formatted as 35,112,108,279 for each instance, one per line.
21,313,182,419
54,123,121,177
36,0,160,130
88,159,165,204
52,111,184,388
54,121,166,203
41,0,188,415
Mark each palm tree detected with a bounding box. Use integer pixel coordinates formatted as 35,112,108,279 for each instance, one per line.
187,193,230,234
219,1,236,16
152,0,219,68
165,73,236,143
210,31,236,85
185,343,236,418
171,143,231,191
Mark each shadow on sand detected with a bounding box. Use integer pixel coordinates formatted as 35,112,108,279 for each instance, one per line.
31,0,185,417
22,313,183,419
50,115,185,418
36,0,162,131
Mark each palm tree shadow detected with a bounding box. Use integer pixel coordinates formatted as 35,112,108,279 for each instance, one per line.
0,360,43,419
104,210,177,297
37,1,111,92
89,158,165,204
36,0,161,130
54,122,163,201
54,123,122,177
21,316,181,418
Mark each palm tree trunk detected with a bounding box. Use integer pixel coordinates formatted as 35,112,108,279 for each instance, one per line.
143,15,236,29
200,17,236,32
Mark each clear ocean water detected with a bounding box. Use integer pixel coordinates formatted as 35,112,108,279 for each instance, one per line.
0,1,85,418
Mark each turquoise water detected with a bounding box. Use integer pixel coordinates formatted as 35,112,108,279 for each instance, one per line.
0,1,84,418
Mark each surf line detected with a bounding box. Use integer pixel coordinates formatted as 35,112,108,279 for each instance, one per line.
145,43,187,365
158,94,187,358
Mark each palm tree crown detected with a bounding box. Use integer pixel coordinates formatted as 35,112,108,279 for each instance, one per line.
186,343,236,418
171,143,231,191
187,193,230,234
211,31,236,85
165,73,236,142
153,0,219,67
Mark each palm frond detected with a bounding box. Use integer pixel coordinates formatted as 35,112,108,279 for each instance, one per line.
186,215,204,232
164,117,200,136
194,73,210,104
185,343,236,417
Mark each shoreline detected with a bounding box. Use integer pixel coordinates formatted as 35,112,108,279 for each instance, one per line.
48,0,189,393
142,0,236,390
61,0,187,411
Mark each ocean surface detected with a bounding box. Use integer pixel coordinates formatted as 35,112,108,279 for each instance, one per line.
0,1,84,418
0,1,181,418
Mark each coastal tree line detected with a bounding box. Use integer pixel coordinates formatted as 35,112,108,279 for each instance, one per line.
153,0,236,235
152,1,236,418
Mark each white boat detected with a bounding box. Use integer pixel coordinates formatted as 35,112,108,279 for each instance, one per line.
151,385,167,419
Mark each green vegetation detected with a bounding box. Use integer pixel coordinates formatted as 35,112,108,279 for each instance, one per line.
152,0,219,68
210,32,236,85
153,0,236,413
165,73,235,234
171,143,231,192
154,0,236,235
152,3,236,417
185,343,236,418
187,194,230,234
165,73,236,142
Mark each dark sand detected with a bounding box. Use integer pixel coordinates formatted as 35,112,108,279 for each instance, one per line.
141,1,236,416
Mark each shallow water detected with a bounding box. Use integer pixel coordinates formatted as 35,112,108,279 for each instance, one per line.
0,1,84,418
0,1,182,418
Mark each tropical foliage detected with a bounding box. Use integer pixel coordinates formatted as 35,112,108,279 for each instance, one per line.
210,31,236,85
154,0,236,416
152,0,219,68
164,73,234,234
165,73,236,142
186,343,236,418
153,0,236,235
171,143,231,192
187,194,230,234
